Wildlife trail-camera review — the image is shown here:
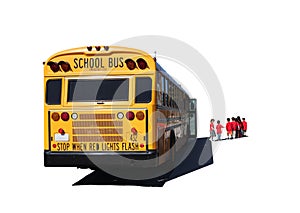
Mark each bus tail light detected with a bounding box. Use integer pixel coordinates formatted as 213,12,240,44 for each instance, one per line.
136,111,145,120
59,61,71,72
61,112,69,121
126,111,135,120
140,143,144,148
51,112,60,121
137,58,147,70
125,59,136,70
47,61,60,72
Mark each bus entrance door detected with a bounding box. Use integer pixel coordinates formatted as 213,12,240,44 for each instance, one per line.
188,99,197,138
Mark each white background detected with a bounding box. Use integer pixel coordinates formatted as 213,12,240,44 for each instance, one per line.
1,0,299,212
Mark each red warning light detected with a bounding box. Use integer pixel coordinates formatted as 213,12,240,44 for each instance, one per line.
137,58,147,70
47,61,60,72
125,59,136,70
58,61,71,72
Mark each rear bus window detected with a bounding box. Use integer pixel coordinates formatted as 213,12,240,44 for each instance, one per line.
67,79,129,102
46,79,62,105
135,77,152,103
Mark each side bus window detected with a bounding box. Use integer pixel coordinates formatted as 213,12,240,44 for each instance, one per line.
161,75,165,105
135,77,152,103
156,73,162,105
46,79,62,105
165,78,169,106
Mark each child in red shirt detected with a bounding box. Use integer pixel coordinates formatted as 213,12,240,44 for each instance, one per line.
209,119,216,141
231,117,237,138
242,118,247,136
216,120,224,141
226,118,232,139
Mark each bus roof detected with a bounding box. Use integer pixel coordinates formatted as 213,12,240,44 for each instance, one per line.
45,46,152,61
44,46,156,76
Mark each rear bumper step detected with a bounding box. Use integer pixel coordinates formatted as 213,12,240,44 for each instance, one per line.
44,150,157,168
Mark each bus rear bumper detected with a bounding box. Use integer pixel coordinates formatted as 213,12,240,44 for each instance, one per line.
44,150,158,168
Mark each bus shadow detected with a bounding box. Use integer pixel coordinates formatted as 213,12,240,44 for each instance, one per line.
73,137,213,187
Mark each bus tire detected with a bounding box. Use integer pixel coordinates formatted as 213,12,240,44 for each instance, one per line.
170,130,176,148
170,130,176,166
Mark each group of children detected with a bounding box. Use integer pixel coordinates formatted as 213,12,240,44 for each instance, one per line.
209,116,247,141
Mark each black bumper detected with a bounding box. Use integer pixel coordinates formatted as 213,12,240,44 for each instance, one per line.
44,151,158,168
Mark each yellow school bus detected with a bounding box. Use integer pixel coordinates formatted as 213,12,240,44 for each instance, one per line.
44,46,197,168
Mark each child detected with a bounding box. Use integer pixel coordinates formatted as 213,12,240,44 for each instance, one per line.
235,117,240,138
226,118,232,139
236,116,243,138
209,119,216,141
242,118,247,136
231,117,236,139
216,120,224,141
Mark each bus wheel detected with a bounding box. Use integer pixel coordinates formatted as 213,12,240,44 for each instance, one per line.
170,130,176,165
170,130,176,148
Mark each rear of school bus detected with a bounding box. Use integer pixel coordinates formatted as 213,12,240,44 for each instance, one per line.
44,46,157,168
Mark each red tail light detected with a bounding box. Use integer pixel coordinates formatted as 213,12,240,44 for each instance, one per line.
125,59,136,70
51,112,60,121
47,61,60,72
61,112,69,121
136,111,145,120
140,143,144,148
58,128,65,135
59,61,71,72
137,58,147,70
126,111,135,120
